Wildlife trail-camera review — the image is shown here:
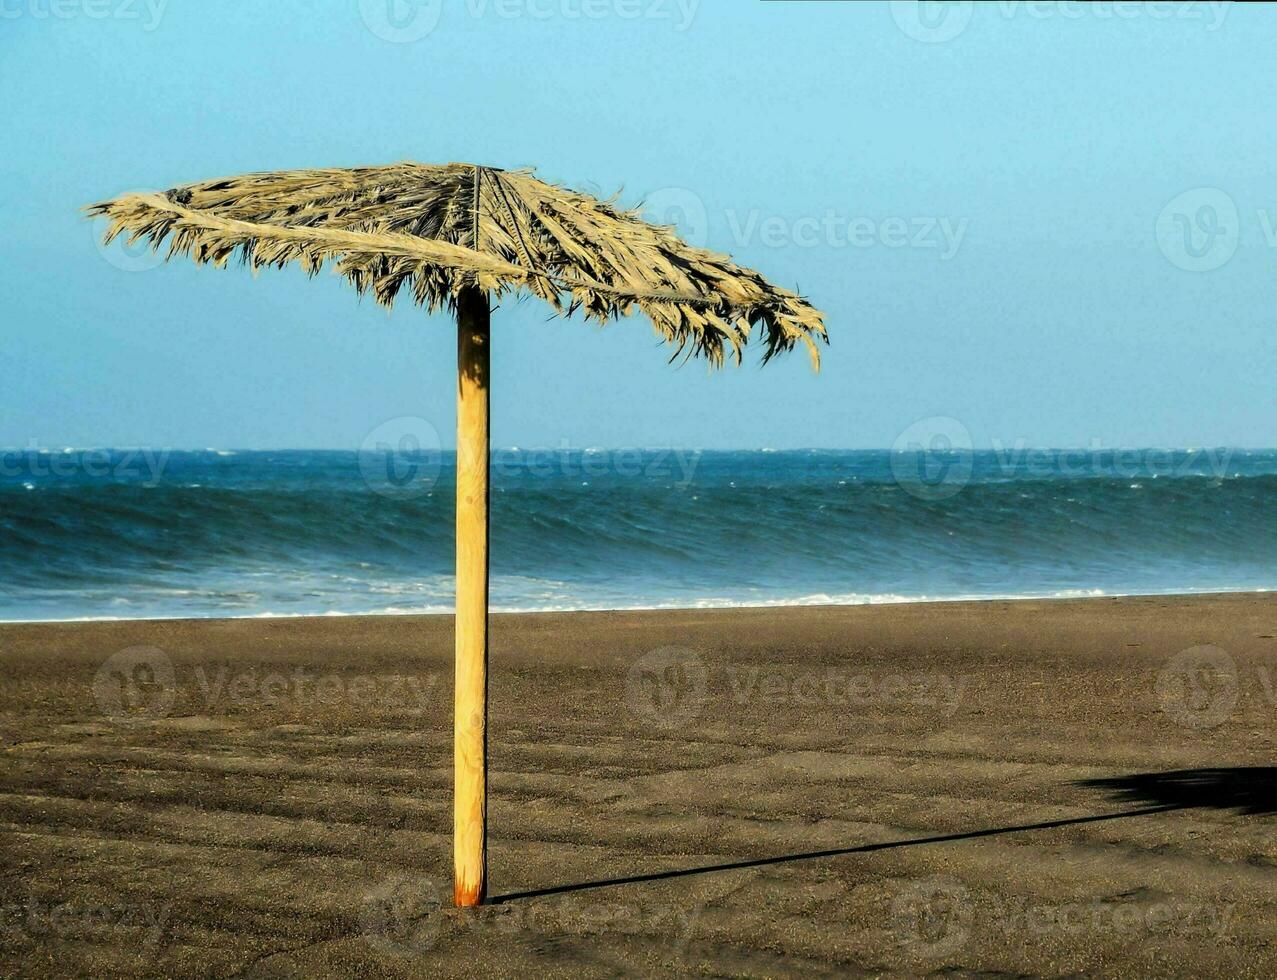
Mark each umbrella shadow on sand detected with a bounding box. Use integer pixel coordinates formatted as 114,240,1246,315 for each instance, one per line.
1079,766,1277,816
492,766,1276,904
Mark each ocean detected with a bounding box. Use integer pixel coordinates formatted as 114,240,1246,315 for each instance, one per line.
1,447,1273,621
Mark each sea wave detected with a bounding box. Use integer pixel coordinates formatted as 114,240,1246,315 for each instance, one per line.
2,449,1275,621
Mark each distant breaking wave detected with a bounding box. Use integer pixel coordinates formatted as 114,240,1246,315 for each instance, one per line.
1,448,1275,621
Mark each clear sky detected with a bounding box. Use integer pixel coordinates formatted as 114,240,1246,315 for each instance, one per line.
2,0,1273,450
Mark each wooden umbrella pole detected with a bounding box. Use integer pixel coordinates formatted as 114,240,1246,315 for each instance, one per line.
454,285,490,907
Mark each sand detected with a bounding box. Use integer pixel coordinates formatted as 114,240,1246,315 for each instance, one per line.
1,593,1275,978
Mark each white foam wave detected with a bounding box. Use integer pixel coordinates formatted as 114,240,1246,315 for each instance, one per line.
8,586,1273,624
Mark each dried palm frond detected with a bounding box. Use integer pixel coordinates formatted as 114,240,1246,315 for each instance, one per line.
87,162,827,368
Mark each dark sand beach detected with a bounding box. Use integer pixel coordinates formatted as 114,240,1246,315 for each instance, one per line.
1,593,1275,977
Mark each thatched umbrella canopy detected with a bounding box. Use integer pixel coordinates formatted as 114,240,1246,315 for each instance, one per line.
87,161,827,907
88,162,825,366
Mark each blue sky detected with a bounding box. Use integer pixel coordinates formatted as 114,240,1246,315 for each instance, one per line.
2,0,1274,450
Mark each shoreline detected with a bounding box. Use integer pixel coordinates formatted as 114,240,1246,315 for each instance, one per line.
2,584,1272,626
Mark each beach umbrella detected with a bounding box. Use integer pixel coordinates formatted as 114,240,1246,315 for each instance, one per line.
87,162,827,907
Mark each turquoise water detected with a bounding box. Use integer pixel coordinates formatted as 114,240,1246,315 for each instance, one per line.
1,448,1274,621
